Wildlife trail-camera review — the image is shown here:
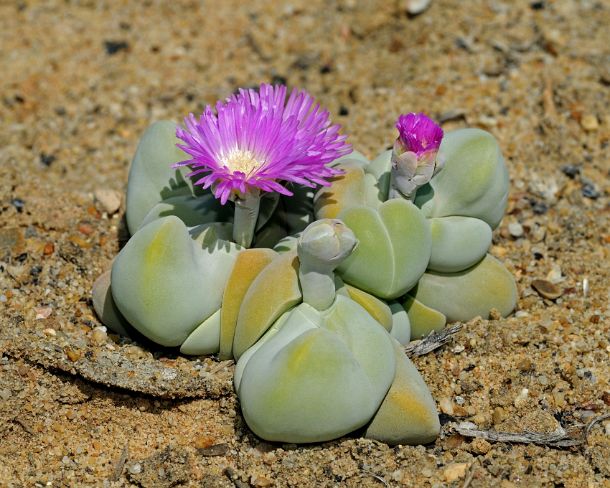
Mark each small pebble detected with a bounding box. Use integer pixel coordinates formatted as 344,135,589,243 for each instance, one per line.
580,114,599,131
43,328,56,336
530,200,548,215
94,189,122,215
470,437,491,454
514,388,529,407
546,265,563,284
128,462,142,475
453,405,469,417
11,198,25,213
43,242,55,255
531,279,562,299
40,153,56,166
517,358,533,371
197,443,229,457
439,397,454,415
0,388,12,401
161,368,178,381
78,223,94,235
250,474,274,487
560,164,580,179
442,462,469,482
582,278,589,297
91,326,108,345
65,348,82,362
405,0,432,15
104,40,129,55
35,307,52,320
581,182,600,199
508,222,524,238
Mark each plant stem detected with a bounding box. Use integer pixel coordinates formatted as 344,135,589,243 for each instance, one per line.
298,266,336,311
233,190,261,248
296,219,357,311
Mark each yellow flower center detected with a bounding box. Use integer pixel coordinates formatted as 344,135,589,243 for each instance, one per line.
221,148,263,175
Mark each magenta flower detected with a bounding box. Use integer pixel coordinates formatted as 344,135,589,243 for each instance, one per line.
395,112,443,157
389,113,444,200
174,84,351,204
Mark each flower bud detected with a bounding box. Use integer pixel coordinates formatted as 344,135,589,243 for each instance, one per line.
391,112,444,199
297,219,357,271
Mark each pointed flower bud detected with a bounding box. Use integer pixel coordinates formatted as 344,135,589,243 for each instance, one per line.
297,219,357,272
297,219,358,311
391,112,444,199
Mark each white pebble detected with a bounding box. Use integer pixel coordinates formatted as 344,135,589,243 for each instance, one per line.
35,307,52,320
508,222,524,237
161,368,178,381
514,388,529,407
405,0,431,15
94,188,122,215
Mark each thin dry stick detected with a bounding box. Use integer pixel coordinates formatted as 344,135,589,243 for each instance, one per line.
452,423,583,448
405,323,463,357
109,444,129,482
585,412,610,440
361,471,389,487
209,359,235,374
461,459,479,488
453,412,610,449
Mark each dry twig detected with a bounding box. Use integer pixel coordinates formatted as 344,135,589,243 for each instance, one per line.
452,422,583,448
585,412,610,440
461,459,479,488
452,413,610,449
109,444,129,482
405,323,463,357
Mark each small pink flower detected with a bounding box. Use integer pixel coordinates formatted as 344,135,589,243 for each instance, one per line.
174,84,351,204
395,112,443,158
390,113,444,199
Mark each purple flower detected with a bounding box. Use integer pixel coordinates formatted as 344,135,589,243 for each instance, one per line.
395,112,443,157
174,84,351,204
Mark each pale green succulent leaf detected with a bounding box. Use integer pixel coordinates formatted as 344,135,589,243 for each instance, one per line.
125,121,196,235
365,340,440,445
411,254,517,322
237,296,395,443
415,128,509,229
388,302,411,345
428,216,492,273
402,295,446,339
338,199,431,299
180,309,221,355
111,216,235,346
92,270,133,337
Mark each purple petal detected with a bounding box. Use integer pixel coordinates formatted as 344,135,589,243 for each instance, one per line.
174,83,351,202
395,112,443,157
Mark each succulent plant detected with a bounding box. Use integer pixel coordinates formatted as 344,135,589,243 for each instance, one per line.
93,85,516,446
314,115,516,337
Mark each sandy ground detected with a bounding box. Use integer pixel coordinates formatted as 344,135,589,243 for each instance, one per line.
0,0,609,486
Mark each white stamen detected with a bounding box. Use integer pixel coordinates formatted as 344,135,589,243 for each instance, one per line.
221,148,262,175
